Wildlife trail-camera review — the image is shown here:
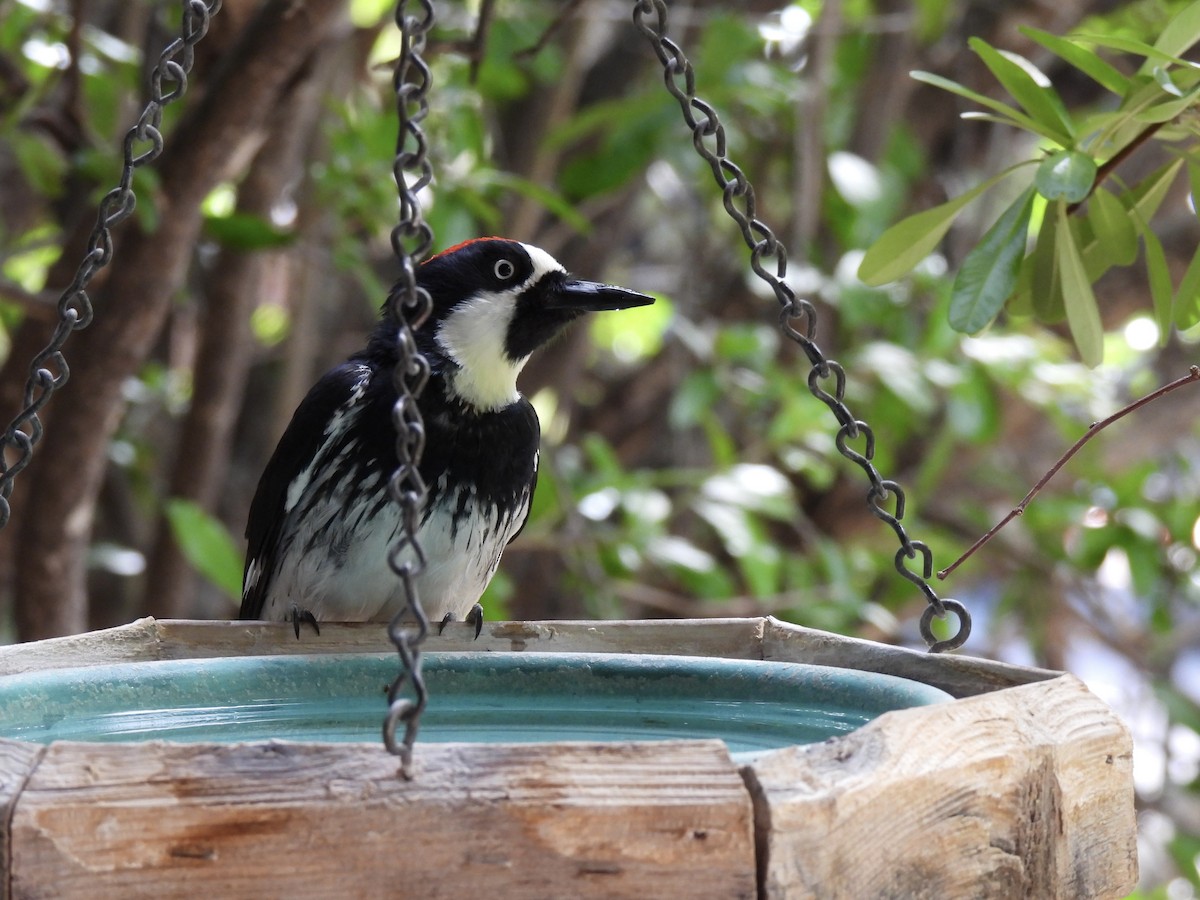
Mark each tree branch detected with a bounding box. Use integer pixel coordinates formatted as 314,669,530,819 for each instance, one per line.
0,280,57,321
1068,119,1167,214
937,366,1200,581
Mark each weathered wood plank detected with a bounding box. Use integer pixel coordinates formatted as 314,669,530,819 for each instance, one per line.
760,617,1059,698
740,674,1137,900
10,739,755,899
0,617,767,674
154,617,774,662
0,618,169,676
0,617,1055,697
0,740,44,900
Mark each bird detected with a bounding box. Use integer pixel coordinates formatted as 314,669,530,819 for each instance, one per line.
239,237,654,638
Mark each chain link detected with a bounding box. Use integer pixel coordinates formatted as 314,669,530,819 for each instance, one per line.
0,0,220,530
632,0,970,653
382,0,437,779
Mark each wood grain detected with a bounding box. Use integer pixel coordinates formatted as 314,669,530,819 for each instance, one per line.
741,674,1136,899
10,739,754,899
0,740,43,900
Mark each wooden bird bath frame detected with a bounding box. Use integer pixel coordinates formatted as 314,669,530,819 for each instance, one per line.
0,616,1136,898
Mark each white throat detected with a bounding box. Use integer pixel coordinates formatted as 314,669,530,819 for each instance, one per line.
434,243,565,412
436,291,527,411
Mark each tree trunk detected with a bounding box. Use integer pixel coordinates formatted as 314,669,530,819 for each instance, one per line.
142,43,338,620
14,0,350,640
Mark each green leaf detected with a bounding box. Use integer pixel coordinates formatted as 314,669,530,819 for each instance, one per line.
558,113,669,201
11,132,68,198
1010,259,1035,316
484,171,592,234
968,37,1074,143
949,186,1035,333
164,499,244,601
1075,32,1195,69
590,292,673,362
251,305,289,347
693,500,781,598
1130,206,1174,338
1035,150,1097,203
525,449,561,525
582,434,625,480
479,571,512,622
1167,830,1200,888
1133,83,1200,124
349,0,392,26
546,91,660,148
669,371,720,430
703,413,738,467
858,162,1033,285
1072,214,1106,281
1151,0,1200,66
1019,27,1130,96
1128,158,1185,225
1088,188,1138,267
1054,203,1104,366
910,71,1067,143
907,71,1060,141
203,212,295,250
1172,242,1200,328
1028,199,1065,321
1089,77,1182,150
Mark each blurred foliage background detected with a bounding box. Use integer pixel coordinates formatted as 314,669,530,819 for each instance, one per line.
1,0,1199,893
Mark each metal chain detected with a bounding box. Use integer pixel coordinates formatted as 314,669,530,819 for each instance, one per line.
0,0,220,530
382,0,437,778
632,0,970,653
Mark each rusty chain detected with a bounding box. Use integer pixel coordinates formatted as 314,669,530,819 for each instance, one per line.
632,0,970,652
382,0,437,778
0,0,220,530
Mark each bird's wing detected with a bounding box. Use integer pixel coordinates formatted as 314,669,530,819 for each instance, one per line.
504,460,537,547
504,410,540,548
240,363,372,620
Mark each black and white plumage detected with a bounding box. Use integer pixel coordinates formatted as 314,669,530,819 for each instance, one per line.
240,238,653,636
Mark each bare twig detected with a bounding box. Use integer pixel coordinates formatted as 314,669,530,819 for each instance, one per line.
467,0,496,83
793,0,840,252
515,0,586,60
0,280,57,321
937,366,1200,580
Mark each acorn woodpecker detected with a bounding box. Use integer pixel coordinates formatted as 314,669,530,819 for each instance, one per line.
239,238,653,637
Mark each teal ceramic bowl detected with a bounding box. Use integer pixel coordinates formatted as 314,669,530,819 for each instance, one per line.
0,652,949,753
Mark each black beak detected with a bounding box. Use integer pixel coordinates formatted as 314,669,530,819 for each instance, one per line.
549,279,655,312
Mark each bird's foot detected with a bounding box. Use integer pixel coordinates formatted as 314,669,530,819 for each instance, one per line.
438,604,484,640
291,606,320,639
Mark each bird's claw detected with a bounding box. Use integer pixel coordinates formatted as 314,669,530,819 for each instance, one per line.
467,603,484,640
437,604,485,640
291,607,320,639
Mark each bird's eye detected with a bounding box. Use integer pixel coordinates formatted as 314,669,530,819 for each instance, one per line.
494,259,516,280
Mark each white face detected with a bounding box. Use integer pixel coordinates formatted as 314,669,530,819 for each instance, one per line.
434,243,565,411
